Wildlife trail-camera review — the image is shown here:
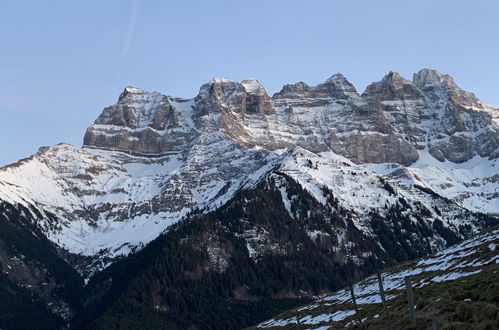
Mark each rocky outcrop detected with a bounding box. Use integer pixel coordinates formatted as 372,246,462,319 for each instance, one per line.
83,86,195,155
194,77,275,116
413,69,499,162
273,73,359,102
193,77,278,149
83,70,498,164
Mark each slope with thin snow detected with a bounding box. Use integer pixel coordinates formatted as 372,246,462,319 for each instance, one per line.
256,227,499,329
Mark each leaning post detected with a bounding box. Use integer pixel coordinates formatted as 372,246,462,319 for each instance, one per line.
377,271,388,316
404,277,416,323
350,284,360,321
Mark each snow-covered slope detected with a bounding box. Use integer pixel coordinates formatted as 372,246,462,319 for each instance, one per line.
365,149,499,214
0,142,276,262
277,148,489,240
0,69,497,275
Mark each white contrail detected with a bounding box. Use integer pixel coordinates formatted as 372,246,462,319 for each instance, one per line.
120,0,138,65
113,0,139,92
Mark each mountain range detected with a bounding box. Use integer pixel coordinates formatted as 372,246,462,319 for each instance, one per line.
0,69,497,329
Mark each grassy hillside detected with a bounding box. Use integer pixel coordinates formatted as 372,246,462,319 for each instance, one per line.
253,226,499,329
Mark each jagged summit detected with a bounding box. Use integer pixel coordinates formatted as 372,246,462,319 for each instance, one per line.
321,72,356,91
362,71,423,100
123,85,145,93
316,72,359,98
117,85,160,102
273,73,359,100
323,72,347,83
84,83,193,155
241,78,266,94
381,71,412,87
82,69,498,165
412,68,452,88
272,81,310,99
202,76,267,95
208,76,232,84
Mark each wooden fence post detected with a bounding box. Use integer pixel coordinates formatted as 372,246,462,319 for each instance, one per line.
431,318,438,330
295,306,302,330
350,284,360,320
404,277,416,323
377,271,388,316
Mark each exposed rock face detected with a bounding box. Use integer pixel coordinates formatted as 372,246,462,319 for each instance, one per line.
273,73,359,101
193,77,278,149
194,77,275,116
195,78,273,115
84,70,498,165
83,86,195,155
413,69,499,162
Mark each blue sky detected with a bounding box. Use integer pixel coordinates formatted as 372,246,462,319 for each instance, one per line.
1,0,498,166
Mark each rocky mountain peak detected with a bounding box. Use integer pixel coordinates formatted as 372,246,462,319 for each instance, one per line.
117,86,158,103
81,69,497,164
316,73,359,99
322,73,355,90
195,77,240,113
195,77,274,116
199,77,238,97
272,81,311,99
384,71,406,84
123,85,147,94
241,78,266,94
412,68,453,89
362,71,423,100
209,77,232,84
414,69,487,112
93,87,169,130
83,84,194,155
410,69,499,163
323,72,347,83
123,85,145,93
273,73,358,100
